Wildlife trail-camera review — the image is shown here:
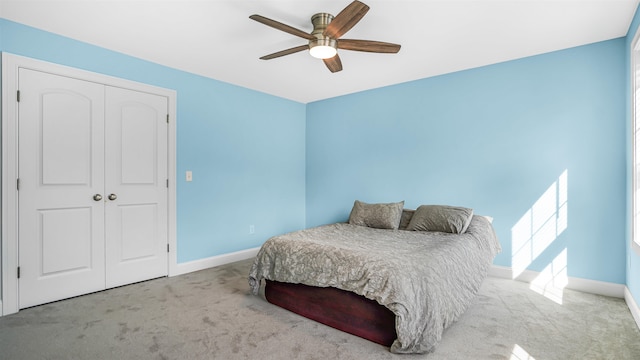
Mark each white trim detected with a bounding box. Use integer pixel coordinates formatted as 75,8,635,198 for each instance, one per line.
625,287,640,330
488,265,513,279
173,247,260,276
1,53,177,316
566,276,625,298
489,265,625,298
2,52,20,316
166,76,178,279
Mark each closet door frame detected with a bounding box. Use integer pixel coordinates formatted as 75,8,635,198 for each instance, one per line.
1,53,178,315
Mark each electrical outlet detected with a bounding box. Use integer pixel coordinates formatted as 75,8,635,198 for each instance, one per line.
249,225,255,234
186,171,193,182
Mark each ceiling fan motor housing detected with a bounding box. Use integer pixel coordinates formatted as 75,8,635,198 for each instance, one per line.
310,13,337,50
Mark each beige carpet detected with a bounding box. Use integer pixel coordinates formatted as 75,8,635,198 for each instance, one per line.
0,258,639,359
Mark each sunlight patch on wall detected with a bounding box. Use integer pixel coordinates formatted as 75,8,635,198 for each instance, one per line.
511,170,568,279
511,344,536,360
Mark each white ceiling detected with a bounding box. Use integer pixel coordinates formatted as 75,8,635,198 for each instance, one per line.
1,0,638,103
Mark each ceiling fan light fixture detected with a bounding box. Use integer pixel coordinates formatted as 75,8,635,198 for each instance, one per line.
309,38,337,59
309,45,337,59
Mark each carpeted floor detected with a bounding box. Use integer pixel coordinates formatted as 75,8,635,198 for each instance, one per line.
0,258,639,359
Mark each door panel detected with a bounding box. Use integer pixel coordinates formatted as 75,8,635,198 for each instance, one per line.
41,92,93,184
121,105,157,184
40,208,93,274
18,69,106,309
119,204,158,260
105,86,168,288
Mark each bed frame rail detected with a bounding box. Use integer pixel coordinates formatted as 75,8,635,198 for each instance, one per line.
264,280,397,347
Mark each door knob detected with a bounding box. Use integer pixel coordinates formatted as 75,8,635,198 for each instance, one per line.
108,193,117,201
93,194,103,201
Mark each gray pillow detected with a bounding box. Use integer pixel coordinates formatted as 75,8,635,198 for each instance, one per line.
406,205,474,234
348,200,404,230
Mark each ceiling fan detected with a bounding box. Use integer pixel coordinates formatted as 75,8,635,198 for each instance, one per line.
249,1,401,73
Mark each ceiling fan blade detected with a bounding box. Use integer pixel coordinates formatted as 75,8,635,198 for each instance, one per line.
259,45,309,60
323,1,370,39
338,39,401,53
323,54,343,73
250,14,315,40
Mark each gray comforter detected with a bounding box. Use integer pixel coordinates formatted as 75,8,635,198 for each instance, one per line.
248,215,501,354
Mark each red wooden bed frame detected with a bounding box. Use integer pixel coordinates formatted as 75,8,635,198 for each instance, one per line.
264,280,397,347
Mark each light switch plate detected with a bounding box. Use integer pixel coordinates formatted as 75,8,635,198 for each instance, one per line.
186,171,193,182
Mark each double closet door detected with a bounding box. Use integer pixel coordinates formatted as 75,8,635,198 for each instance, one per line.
18,69,169,309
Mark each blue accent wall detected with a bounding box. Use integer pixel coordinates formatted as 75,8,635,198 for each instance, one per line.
307,40,627,284
0,19,307,263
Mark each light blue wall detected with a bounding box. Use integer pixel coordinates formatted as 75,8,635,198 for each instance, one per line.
0,19,307,263
626,7,640,302
307,39,627,284
0,18,633,287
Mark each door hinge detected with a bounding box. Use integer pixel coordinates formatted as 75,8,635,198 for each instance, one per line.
17,90,20,102
17,267,20,279
17,178,20,191
166,179,169,188
167,244,170,253
166,114,169,124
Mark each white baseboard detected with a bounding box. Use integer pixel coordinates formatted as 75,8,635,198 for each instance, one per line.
625,287,640,330
172,247,260,276
489,265,625,298
488,265,515,279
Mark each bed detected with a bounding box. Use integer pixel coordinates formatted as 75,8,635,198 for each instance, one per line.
248,201,501,354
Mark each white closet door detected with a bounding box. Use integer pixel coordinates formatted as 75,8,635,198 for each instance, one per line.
104,86,168,288
18,69,106,308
